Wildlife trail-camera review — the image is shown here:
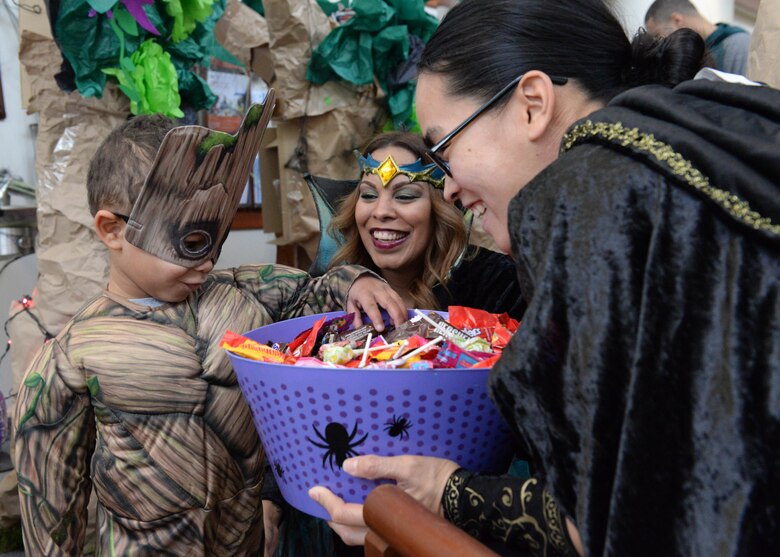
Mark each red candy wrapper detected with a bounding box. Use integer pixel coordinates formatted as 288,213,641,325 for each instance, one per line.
288,316,327,358
491,322,514,351
471,354,501,368
448,306,519,344
288,314,357,358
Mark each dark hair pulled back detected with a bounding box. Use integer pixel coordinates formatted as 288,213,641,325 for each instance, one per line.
418,0,705,105
626,28,708,87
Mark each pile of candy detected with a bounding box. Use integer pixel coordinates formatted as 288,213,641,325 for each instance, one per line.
221,307,519,370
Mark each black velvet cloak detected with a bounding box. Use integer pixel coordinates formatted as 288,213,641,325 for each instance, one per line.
489,80,780,557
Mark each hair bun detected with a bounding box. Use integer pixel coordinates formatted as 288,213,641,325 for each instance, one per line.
625,28,706,88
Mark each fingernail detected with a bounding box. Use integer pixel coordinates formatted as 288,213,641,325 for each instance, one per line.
343,458,356,474
308,487,319,502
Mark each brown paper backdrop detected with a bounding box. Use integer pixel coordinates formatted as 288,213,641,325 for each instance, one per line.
264,0,368,120
212,0,388,262
10,31,129,392
748,0,780,88
274,94,386,258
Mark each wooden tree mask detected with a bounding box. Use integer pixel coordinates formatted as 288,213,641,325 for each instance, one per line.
124,90,276,267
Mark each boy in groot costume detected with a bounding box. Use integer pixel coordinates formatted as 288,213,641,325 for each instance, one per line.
13,94,405,555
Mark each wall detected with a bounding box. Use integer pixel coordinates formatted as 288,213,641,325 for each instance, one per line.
0,3,37,186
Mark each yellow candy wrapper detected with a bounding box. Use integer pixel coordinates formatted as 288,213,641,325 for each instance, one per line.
221,330,294,364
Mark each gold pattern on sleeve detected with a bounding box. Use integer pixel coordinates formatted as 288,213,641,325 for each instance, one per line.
562,120,780,236
443,471,575,557
543,488,570,553
443,470,466,525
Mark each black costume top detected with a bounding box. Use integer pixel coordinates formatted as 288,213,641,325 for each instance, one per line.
445,80,780,557
435,245,526,319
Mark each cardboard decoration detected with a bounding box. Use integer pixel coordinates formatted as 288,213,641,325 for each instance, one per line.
124,91,276,267
214,0,274,83
748,0,780,89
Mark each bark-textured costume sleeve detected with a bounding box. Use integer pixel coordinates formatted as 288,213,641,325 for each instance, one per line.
231,263,375,320
13,337,95,556
442,469,576,557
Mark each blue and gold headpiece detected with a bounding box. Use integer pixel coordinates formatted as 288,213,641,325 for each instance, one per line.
357,153,445,190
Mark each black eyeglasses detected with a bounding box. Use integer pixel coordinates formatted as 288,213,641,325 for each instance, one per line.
426,73,569,177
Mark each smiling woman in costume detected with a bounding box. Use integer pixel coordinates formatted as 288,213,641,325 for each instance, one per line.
328,131,524,316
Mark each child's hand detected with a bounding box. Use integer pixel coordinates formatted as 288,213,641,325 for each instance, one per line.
346,277,407,331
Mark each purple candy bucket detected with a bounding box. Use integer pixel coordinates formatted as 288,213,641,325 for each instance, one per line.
228,311,514,520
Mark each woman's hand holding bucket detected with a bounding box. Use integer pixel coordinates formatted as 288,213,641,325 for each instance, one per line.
308,454,460,546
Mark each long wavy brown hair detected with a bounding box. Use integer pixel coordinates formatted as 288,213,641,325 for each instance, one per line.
328,132,468,309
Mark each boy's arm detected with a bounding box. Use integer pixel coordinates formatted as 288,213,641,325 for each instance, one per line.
13,338,96,556
235,264,406,327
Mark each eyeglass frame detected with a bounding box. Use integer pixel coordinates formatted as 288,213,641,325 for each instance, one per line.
426,73,569,177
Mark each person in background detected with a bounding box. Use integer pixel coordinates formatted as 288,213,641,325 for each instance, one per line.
12,102,405,555
311,0,780,555
263,131,525,557
644,0,751,75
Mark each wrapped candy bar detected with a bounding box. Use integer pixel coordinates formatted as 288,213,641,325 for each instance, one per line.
220,330,295,364
288,314,357,358
448,306,520,343
412,310,473,342
434,341,493,368
337,323,379,344
452,335,493,354
383,315,435,343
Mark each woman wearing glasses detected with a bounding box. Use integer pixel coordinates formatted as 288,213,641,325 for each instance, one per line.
311,0,780,556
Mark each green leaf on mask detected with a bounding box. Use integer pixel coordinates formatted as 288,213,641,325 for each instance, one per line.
87,376,101,397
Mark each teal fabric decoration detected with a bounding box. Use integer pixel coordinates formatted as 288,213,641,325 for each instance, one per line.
304,175,358,277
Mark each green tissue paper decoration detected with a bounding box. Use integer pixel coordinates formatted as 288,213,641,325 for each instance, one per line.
54,0,224,116
160,0,215,42
307,0,438,129
104,39,185,118
243,0,264,16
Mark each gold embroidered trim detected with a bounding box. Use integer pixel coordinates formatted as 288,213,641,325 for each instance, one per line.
443,470,467,525
561,120,780,236
543,489,568,552
444,472,576,556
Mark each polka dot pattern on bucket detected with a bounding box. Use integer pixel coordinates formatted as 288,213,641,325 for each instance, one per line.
236,367,513,516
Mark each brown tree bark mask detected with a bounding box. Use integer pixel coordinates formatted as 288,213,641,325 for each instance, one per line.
124,90,276,268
